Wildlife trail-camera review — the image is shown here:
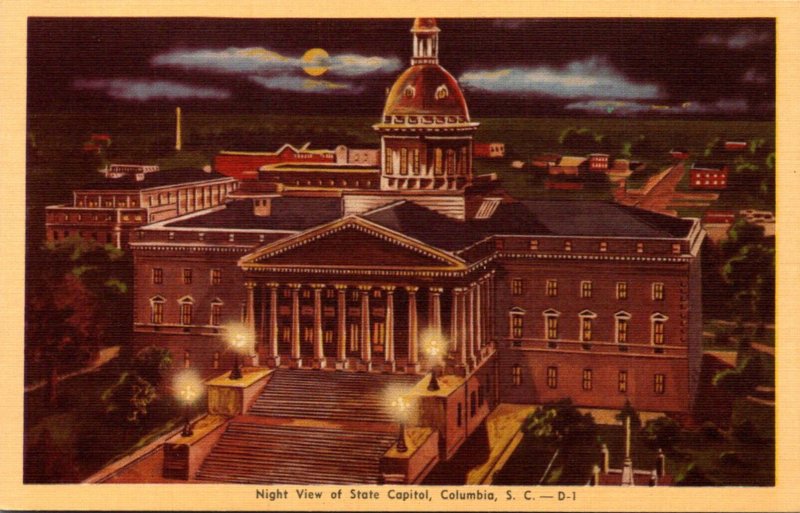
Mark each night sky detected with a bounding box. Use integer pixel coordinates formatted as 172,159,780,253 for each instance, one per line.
27,17,775,118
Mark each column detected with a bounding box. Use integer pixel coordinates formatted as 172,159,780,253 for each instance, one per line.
311,284,326,369
359,285,372,371
429,287,442,334
383,286,396,372
406,286,420,373
245,281,258,366
450,288,461,353
289,283,302,368
335,284,348,370
266,282,280,368
459,288,468,368
467,285,476,367
259,285,268,358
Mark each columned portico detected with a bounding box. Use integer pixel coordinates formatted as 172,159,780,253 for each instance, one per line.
289,283,302,368
406,286,420,373
266,282,281,367
335,284,348,369
383,286,396,373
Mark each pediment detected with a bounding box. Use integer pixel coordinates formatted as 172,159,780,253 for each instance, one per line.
240,217,466,271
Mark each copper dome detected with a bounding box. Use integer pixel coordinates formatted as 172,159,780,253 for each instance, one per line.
382,64,470,119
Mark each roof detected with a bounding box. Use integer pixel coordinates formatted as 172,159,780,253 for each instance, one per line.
692,161,728,170
165,197,343,231
383,64,469,119
263,163,379,173
558,156,588,167
519,200,694,238
362,199,692,255
79,168,230,191
411,18,439,32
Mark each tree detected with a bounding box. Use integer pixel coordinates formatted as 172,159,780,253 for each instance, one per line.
712,356,764,396
25,237,130,403
132,346,173,388
722,243,775,328
101,371,158,423
642,416,681,451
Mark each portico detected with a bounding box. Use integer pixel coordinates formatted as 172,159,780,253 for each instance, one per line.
238,216,496,375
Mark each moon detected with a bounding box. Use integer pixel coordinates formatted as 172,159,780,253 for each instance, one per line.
301,48,330,77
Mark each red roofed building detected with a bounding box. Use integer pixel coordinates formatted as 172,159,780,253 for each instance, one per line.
690,162,729,190
214,143,336,179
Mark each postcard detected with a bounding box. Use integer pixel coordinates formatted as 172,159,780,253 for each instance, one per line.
2,0,799,511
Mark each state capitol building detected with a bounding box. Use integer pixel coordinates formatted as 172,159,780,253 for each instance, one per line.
105,19,705,484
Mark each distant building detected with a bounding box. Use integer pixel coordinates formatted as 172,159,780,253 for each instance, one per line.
256,162,381,191
702,211,736,243
45,167,237,248
531,153,561,169
548,156,586,175
690,162,729,190
724,140,748,151
473,142,506,158
740,209,775,237
587,153,610,172
669,149,689,160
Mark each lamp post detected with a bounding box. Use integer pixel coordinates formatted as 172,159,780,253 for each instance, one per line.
229,331,248,380
174,370,203,438
423,335,447,392
392,395,411,453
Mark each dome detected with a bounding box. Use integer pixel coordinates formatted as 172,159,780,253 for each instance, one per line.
382,64,470,120
412,18,439,32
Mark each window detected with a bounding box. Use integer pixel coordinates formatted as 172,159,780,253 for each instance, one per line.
636,242,644,253
511,278,524,296
580,281,593,298
457,403,463,427
152,268,163,284
581,317,593,342
213,351,220,370
150,297,165,324
412,149,420,175
529,239,539,250
183,350,190,369
434,148,443,175
403,85,415,98
543,309,560,342
512,364,522,386
372,322,386,345
547,366,558,389
211,269,221,285
210,302,223,326
281,326,291,343
228,233,235,242
324,330,334,344
654,373,666,394
652,282,665,301
435,84,449,99
618,371,628,393
446,149,455,175
582,369,593,391
384,150,393,175
180,300,193,325
399,148,408,175
183,268,192,285
349,323,360,351
672,243,682,254
599,241,608,252
651,313,667,347
564,240,572,252
546,279,558,297
283,288,293,299
615,312,630,345
616,281,628,300
510,309,524,339
372,289,382,299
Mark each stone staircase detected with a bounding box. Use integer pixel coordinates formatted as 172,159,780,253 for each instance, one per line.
247,369,422,423
195,421,398,484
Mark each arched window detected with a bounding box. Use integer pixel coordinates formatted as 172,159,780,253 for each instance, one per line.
434,148,443,175
435,84,449,100
615,311,631,345
150,296,165,324
403,85,416,98
179,296,194,325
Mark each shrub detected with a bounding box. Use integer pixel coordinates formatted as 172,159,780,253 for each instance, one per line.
643,416,681,450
